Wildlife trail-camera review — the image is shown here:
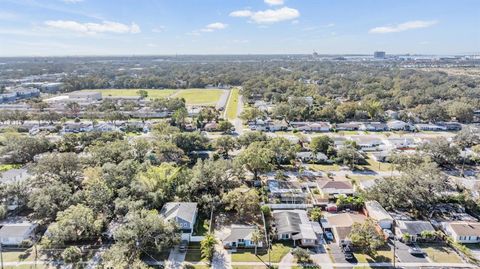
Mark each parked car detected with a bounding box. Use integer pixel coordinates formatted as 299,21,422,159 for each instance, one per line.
325,231,334,241
342,246,354,260
179,240,188,252
383,229,394,239
408,247,425,256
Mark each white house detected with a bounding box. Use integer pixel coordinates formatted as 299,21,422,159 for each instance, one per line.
0,222,37,246
442,222,480,243
415,124,448,131
359,122,388,132
387,120,411,131
364,201,393,229
296,152,328,163
273,210,322,247
395,220,435,242
222,225,263,249
351,136,384,152
160,202,198,241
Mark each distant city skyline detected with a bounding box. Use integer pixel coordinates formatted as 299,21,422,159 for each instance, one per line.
0,0,478,56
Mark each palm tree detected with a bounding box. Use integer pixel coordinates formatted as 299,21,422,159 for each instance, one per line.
251,229,264,256
200,233,217,264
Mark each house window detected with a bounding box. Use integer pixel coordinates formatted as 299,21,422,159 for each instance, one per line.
238,239,244,243
281,234,290,239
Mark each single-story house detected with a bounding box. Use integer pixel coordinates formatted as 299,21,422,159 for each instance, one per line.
318,180,354,196
384,137,416,150
291,122,331,132
273,210,322,247
364,201,393,229
387,120,412,131
442,222,480,243
296,152,328,163
204,122,219,132
351,136,385,152
395,220,436,242
437,122,462,131
359,122,388,132
414,124,448,132
0,222,37,246
160,202,198,240
325,213,367,244
222,225,263,249
335,122,361,131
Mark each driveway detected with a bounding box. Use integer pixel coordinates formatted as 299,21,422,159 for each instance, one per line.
329,243,357,264
393,241,429,263
164,246,186,269
212,242,231,269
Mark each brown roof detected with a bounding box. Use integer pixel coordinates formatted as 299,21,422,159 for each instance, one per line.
319,180,353,190
449,222,480,237
326,213,367,228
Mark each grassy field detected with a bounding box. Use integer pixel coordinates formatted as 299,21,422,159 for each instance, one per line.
174,89,224,105
225,88,240,120
80,89,176,99
231,242,293,263
419,243,464,263
79,88,224,105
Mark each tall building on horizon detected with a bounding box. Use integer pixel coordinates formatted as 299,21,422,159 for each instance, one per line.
374,51,386,59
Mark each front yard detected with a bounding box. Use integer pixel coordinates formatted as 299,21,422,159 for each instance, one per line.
418,243,464,263
231,242,293,263
184,242,207,262
354,249,394,263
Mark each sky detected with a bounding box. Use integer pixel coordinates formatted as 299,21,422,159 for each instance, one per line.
0,0,478,56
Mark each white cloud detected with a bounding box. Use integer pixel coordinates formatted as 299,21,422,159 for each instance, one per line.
152,26,166,33
44,20,141,34
63,0,84,3
201,22,228,32
230,7,300,24
264,0,284,6
369,20,438,34
229,10,253,17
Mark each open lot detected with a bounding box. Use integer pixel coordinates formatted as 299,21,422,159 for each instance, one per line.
80,88,177,99
174,89,225,105
79,88,225,105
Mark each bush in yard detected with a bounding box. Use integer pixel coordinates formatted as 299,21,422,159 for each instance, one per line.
0,204,6,220
62,246,83,264
292,247,311,263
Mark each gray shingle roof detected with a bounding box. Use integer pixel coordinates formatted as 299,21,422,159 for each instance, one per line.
160,202,197,224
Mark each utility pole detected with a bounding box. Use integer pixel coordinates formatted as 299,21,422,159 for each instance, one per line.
392,221,396,269
0,243,3,269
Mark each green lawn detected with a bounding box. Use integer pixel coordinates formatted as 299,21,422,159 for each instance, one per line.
175,89,224,105
308,164,341,172
231,242,293,263
225,88,240,120
354,250,394,263
80,89,176,99
356,156,395,172
2,248,36,263
185,242,207,262
0,163,22,172
419,243,464,263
